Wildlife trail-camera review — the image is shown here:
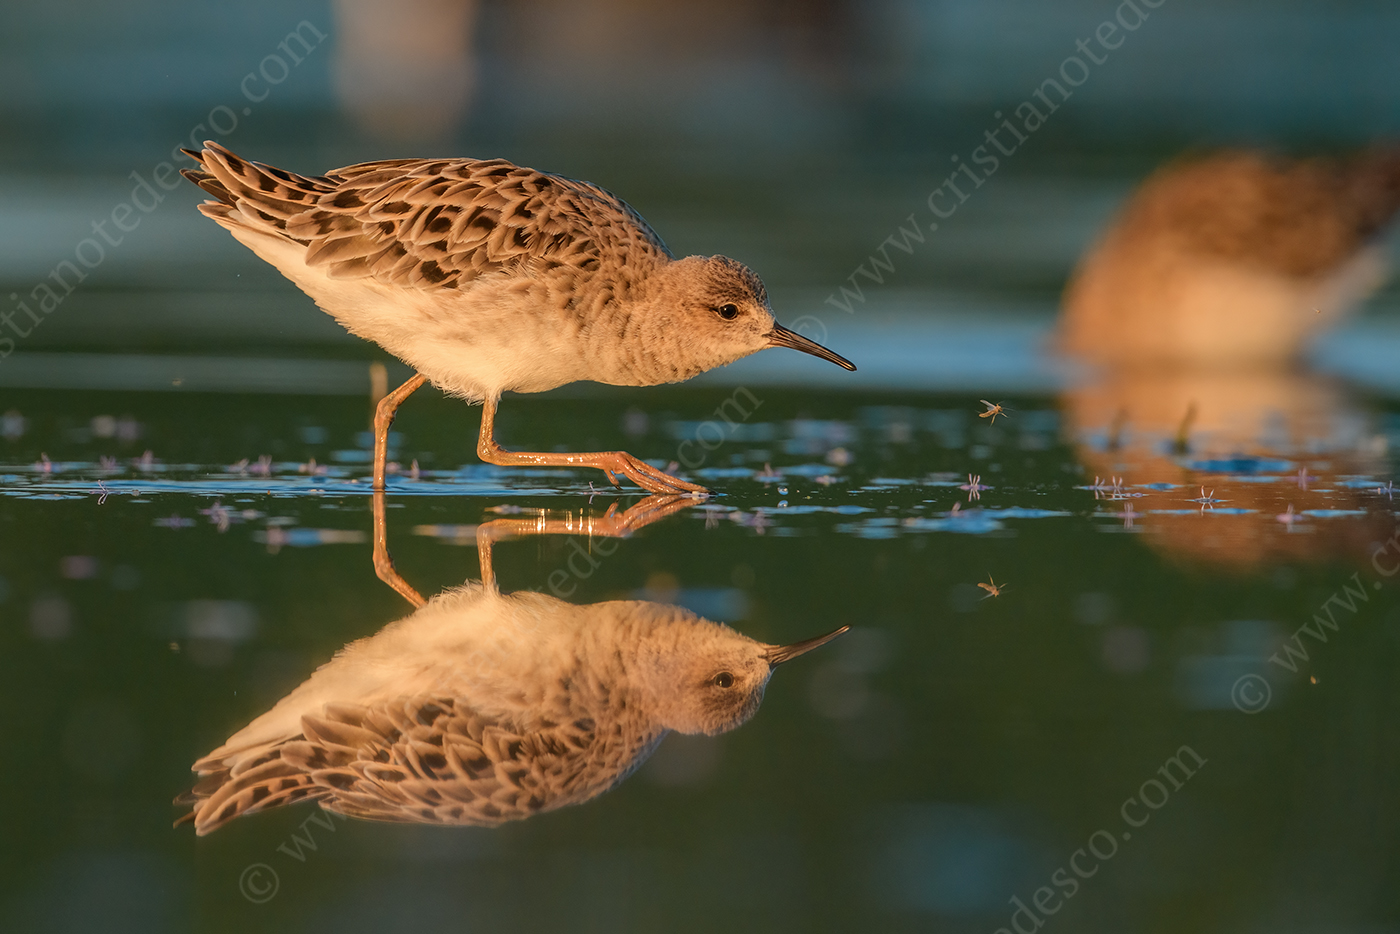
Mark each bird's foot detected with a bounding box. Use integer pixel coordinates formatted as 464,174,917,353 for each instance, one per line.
600,451,709,495
477,438,710,495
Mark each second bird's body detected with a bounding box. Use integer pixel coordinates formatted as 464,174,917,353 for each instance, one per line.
1060,148,1400,366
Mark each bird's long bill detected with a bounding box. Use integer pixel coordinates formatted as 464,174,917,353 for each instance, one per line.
768,324,857,371
763,625,851,667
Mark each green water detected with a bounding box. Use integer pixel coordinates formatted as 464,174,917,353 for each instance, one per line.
1,384,1397,932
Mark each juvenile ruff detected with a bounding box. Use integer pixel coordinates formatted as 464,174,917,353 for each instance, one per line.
1059,148,1400,366
181,143,855,493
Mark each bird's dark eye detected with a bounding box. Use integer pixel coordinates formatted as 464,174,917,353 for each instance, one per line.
713,672,735,688
717,303,740,320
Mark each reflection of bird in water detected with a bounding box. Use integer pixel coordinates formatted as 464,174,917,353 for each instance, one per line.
1060,148,1400,366
177,495,845,835
180,144,854,495
1061,369,1390,570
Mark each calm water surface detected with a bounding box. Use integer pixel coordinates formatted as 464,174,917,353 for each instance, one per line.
1,382,1397,933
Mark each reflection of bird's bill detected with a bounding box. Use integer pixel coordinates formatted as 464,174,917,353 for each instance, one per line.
768,324,857,371
763,625,850,666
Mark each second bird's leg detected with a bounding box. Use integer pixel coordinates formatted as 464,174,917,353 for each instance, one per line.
475,395,709,495
372,372,427,490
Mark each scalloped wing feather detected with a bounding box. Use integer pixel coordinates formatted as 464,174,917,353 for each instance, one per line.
183,142,672,294
177,694,630,835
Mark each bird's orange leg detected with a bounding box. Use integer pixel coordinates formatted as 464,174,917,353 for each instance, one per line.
475,395,709,495
372,373,427,490
371,489,425,608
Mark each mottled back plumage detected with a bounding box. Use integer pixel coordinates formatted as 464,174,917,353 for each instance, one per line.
177,688,654,834
1098,148,1400,276
183,142,672,301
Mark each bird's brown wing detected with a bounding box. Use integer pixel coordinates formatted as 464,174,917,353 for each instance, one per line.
181,141,673,292
177,696,616,835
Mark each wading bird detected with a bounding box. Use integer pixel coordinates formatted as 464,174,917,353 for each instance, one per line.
181,143,855,494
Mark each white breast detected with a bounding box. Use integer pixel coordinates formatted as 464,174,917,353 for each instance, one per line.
223,223,593,399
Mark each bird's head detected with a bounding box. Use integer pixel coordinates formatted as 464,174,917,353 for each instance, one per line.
636,613,849,736
653,255,856,376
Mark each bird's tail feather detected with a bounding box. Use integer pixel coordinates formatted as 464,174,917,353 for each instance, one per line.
175,740,334,836
178,141,339,241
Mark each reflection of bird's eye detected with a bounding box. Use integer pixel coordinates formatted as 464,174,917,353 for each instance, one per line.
713,671,735,688
717,303,739,320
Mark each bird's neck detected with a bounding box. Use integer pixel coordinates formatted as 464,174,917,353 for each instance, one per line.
576,262,705,387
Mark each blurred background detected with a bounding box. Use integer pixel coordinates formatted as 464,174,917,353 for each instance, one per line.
3,2,1400,933
1,0,1398,369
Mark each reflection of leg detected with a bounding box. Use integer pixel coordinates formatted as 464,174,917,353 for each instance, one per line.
473,494,702,591
475,394,709,495
372,490,425,608
372,373,427,490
